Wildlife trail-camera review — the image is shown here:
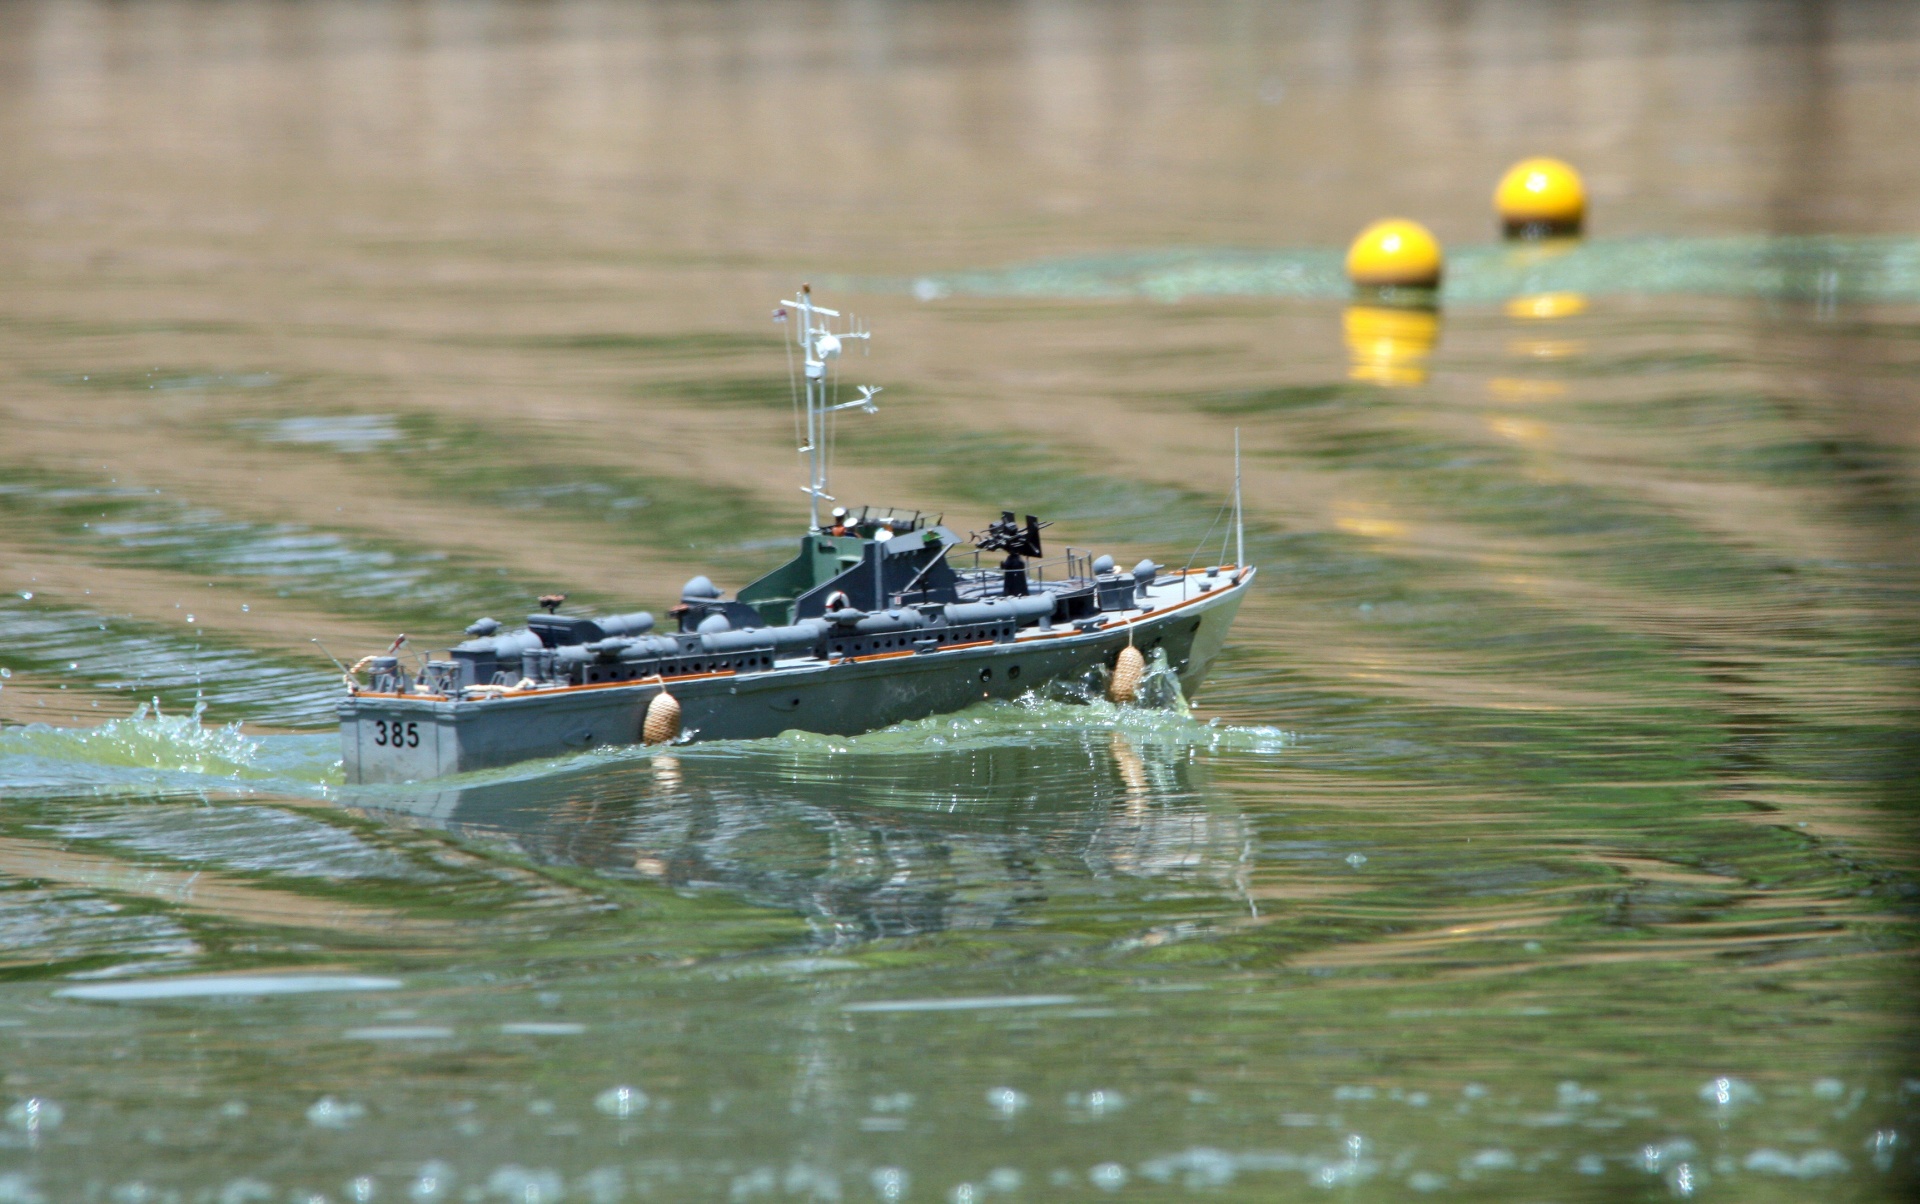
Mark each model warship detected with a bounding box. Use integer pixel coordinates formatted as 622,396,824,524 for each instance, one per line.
338,287,1253,783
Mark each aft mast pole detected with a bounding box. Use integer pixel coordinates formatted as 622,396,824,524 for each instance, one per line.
1234,428,1245,571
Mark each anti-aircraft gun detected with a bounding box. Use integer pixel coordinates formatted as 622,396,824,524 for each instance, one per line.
973,512,1051,596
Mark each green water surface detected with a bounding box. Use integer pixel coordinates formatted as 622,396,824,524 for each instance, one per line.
1,2,1918,1202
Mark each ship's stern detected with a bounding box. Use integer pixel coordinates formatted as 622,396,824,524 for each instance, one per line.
339,696,461,785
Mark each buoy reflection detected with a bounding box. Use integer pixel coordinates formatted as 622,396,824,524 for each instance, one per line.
1503,259,1588,357
1344,303,1440,386
1505,291,1587,320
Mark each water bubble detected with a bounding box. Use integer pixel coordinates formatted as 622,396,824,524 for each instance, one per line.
1868,1130,1900,1172
1067,1089,1126,1117
1407,1172,1447,1192
575,1167,625,1204
1137,1149,1238,1188
1698,1076,1758,1107
1795,1150,1848,1177
241,604,249,612
1466,1149,1515,1173
186,614,195,623
1089,1163,1128,1191
1744,1148,1849,1178
217,1179,274,1204
1666,1162,1697,1196
218,1101,248,1119
18,592,30,600
869,1167,909,1201
593,1085,647,1118
1345,852,1367,867
948,1185,979,1204
1811,1077,1845,1100
1461,1083,1488,1100
306,1096,365,1129
1642,1139,1698,1173
1314,1160,1370,1188
1557,1081,1600,1106
985,1169,1022,1192
1,668,10,678
407,1162,453,1202
5,1098,63,1135
1576,1155,1605,1175
345,1177,376,1203
484,1167,562,1204
987,1087,1028,1117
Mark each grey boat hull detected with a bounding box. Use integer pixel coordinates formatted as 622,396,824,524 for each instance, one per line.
340,574,1248,784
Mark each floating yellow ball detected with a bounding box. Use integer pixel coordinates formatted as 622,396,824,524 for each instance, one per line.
1495,157,1585,238
1345,219,1443,289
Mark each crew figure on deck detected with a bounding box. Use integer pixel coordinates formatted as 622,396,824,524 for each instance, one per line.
1001,552,1029,596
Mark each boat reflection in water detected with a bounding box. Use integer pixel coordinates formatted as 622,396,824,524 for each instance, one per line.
339,711,1257,942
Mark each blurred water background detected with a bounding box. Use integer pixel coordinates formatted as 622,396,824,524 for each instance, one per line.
1,1,1917,1200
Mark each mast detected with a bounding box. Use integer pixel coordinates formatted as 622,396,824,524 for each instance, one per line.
1234,427,1245,570
778,284,878,531
801,288,820,531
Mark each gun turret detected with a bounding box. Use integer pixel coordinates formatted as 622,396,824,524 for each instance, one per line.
972,511,1049,557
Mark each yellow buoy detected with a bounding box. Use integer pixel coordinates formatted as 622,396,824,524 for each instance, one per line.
1345,219,1443,290
642,689,682,745
1344,303,1440,386
1495,157,1585,238
1108,645,1145,703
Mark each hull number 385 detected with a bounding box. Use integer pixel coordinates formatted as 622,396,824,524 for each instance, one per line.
373,719,421,748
